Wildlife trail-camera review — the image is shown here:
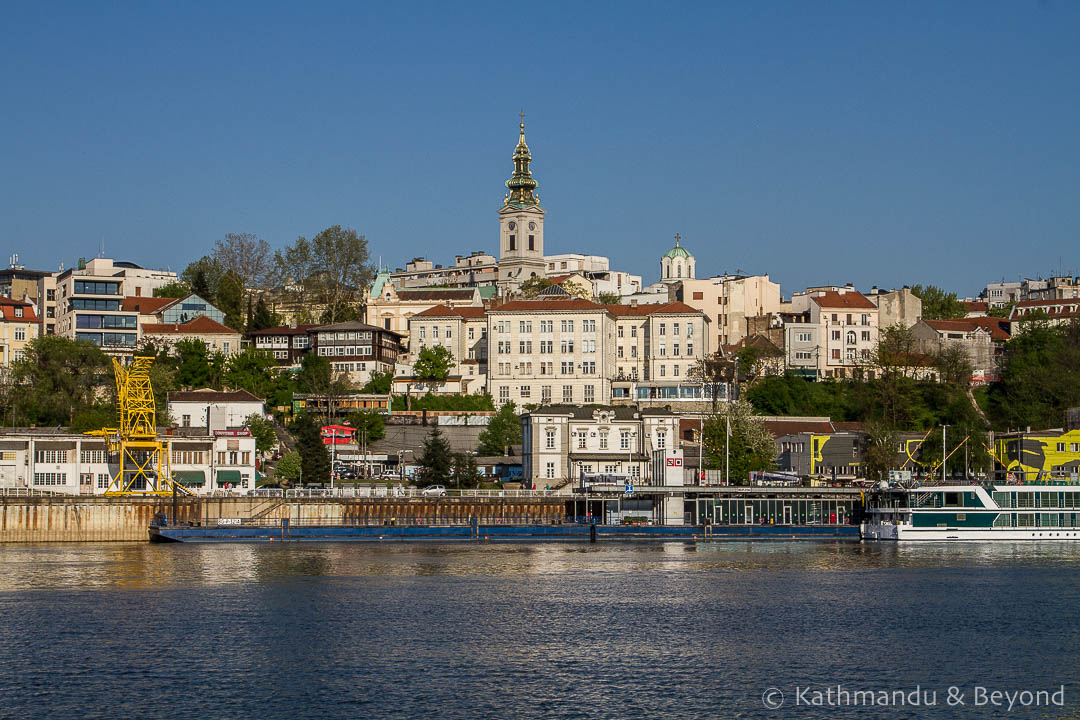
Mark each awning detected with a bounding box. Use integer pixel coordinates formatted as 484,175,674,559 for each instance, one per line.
216,470,243,486
173,471,205,486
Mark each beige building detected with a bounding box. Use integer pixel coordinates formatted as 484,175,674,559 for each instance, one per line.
787,288,880,379
608,301,710,404
0,298,40,367
366,279,483,344
141,316,243,356
911,319,996,383
674,273,781,349
868,286,922,328
407,305,489,391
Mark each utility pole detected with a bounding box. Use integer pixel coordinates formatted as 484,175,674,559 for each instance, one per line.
942,425,947,484
725,382,731,486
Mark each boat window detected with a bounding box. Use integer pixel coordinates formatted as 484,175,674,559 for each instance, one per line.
944,492,961,507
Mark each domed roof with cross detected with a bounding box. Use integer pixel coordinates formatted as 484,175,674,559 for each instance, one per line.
663,233,691,259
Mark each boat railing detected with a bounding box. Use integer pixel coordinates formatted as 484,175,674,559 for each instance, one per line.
173,515,571,529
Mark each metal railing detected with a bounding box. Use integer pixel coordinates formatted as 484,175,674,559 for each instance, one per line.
232,487,565,500
0,487,65,497
181,514,571,529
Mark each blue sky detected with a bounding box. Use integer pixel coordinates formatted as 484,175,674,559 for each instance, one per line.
2,1,1077,297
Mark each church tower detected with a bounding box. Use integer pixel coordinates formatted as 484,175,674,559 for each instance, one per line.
497,113,548,293
660,233,695,284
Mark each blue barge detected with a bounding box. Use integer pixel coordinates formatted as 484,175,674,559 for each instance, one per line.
149,518,859,543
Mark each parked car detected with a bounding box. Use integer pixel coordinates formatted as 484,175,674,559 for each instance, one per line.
421,485,447,497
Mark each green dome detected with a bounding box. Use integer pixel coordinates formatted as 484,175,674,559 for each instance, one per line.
664,246,691,260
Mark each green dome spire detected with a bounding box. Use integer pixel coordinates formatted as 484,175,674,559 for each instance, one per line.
663,232,691,259
504,111,539,208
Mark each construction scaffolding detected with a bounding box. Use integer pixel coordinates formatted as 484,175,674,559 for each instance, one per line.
87,356,189,496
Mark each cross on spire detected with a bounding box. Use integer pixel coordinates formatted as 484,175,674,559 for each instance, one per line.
520,109,525,124
674,232,681,247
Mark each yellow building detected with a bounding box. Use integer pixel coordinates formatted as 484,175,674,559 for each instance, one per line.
995,429,1080,482
0,298,40,367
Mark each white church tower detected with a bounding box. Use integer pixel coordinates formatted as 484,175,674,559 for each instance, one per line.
660,233,695,283
497,113,547,293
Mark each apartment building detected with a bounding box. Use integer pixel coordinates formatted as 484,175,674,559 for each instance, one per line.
407,305,488,385
54,258,177,354
310,321,404,386
608,302,710,403
868,287,923,328
248,325,315,367
787,287,879,379
911,319,997,382
1009,298,1080,330
544,254,642,297
674,274,781,349
0,298,40,367
366,274,484,341
141,316,242,356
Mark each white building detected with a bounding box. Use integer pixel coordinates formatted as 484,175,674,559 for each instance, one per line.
168,389,266,430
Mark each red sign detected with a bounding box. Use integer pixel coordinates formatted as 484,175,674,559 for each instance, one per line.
321,425,356,445
214,430,252,437
666,457,683,467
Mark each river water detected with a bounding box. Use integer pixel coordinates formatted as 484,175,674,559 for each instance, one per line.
1,541,1078,719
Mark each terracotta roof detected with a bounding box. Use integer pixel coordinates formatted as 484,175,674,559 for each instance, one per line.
0,299,39,323
142,317,238,335
412,304,487,319
1016,298,1080,308
964,301,988,312
764,419,837,437
248,324,317,336
965,317,1010,341
604,301,704,316
924,319,987,334
121,296,176,314
315,320,397,334
397,288,477,301
168,389,264,403
811,290,877,310
490,299,604,313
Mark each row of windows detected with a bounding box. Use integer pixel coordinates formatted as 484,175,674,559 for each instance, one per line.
74,280,120,296
994,513,1080,528
828,313,872,326
216,451,252,466
75,331,138,347
1054,443,1080,453
993,492,1080,509
80,450,108,464
76,314,137,329
172,450,207,465
33,472,67,486
495,361,596,375
316,345,373,357
332,362,370,373
317,331,373,342
499,385,593,404
70,298,121,311
35,450,68,463
831,330,873,342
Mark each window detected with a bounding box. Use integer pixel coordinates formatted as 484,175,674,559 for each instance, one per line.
630,326,637,338
540,340,552,353
520,385,531,398
659,365,666,377
563,385,574,403
583,320,596,333
33,472,67,486
419,327,426,340
540,320,552,333
35,450,67,463
14,327,25,340
630,346,637,358
540,361,553,375
561,339,574,353
797,332,812,343
832,330,841,341
584,385,595,403
575,430,587,449
687,342,694,356
674,365,680,377
861,331,870,341
541,386,552,403
499,386,510,403
80,449,108,464
617,326,624,338
445,327,452,338
692,291,703,300
545,462,555,479
468,327,474,340
519,321,532,333
659,323,666,336
659,345,667,356
599,433,608,449
97,473,110,489
433,326,439,339
518,341,532,353
620,431,630,450
583,339,595,353
561,320,574,333
656,431,666,449
528,235,535,250
545,429,556,449
509,235,516,250
673,343,680,356
581,361,595,374
673,323,679,336
561,361,574,374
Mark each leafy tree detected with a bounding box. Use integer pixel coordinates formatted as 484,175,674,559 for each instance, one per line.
175,338,213,388
863,420,898,483
986,301,1015,319
702,399,775,485
217,270,247,331
391,392,495,412
244,414,277,454
360,370,393,394
451,452,481,488
413,345,454,384
10,336,111,426
275,450,302,483
223,348,276,399
519,276,553,297
154,281,191,298
987,319,1080,430
290,413,330,485
250,295,282,331
296,355,352,421
213,232,273,290
271,235,316,309
477,403,522,456
910,284,967,320
70,406,118,433
309,225,374,324
935,344,974,388
319,301,363,324
416,427,453,485
690,352,736,411
181,255,225,303
346,409,385,442
597,292,622,305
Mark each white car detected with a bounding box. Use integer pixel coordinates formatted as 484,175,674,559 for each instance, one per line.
421,485,447,497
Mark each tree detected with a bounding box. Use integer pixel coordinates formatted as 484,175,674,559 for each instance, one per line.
987,301,1015,319
244,414,277,454
175,338,213,388
154,281,191,298
477,403,522,456
413,345,454,387
417,427,453,485
987,319,1080,431
319,301,363,324
213,232,273,291
346,409,386,443
271,235,316,310
290,413,330,485
217,270,247,331
250,295,282,331
181,256,225,303
451,452,481,488
863,420,898,484
597,292,622,305
910,284,967,320
10,336,112,426
309,225,374,324
935,344,974,388
275,450,302,484
296,355,352,421
702,399,775,485
360,370,393,394
690,352,736,411
223,348,276,399
519,276,553,297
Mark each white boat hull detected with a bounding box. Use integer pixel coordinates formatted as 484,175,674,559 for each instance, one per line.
863,523,1080,541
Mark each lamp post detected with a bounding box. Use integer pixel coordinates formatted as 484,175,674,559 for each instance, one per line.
942,425,948,484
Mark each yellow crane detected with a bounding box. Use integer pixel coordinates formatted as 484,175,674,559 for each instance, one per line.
87,356,190,496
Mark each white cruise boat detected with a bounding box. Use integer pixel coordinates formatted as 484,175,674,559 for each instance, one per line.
862,483,1080,541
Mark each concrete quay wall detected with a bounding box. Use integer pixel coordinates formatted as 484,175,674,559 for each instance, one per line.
0,496,566,542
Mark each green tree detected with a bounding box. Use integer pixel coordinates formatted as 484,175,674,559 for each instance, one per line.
250,295,282,331
309,225,374,324
223,348,276,399
213,232,273,290
935,344,974,388
519,276,553,297
181,256,225,304
417,427,453,485
217,270,247,331
702,399,775,485
910,284,967,320
275,450,303,483
451,451,481,488
597,292,622,305
986,300,1015,319
175,338,212,388
863,420,898,483
987,319,1080,430
290,413,331,485
10,336,111,426
319,301,363,324
477,403,522,456
413,345,454,386
244,414,277,454
296,355,352,421
360,370,393,394
154,281,191,298
346,409,385,442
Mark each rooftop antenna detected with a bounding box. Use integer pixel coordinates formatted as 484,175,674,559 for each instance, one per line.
100,234,105,259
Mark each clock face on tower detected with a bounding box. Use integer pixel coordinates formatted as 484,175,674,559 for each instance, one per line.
529,222,536,231
507,222,516,230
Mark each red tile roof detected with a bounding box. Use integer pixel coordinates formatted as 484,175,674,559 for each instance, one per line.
490,299,604,312
964,301,988,313
121,296,176,314
965,317,1010,341
396,288,478,301
604,301,703,316
248,324,317,336
412,304,487,319
142,317,238,335
925,319,985,333
811,290,877,310
0,298,39,323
